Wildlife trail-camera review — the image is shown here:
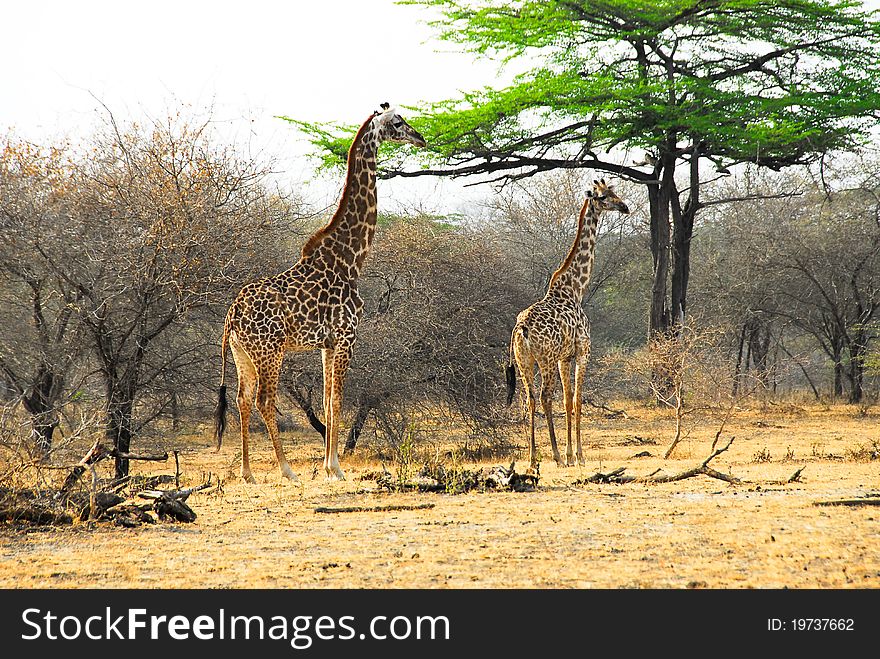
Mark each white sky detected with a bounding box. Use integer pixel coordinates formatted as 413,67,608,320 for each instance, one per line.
2,0,510,215
4,0,880,215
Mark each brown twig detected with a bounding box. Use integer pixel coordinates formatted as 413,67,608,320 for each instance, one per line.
314,503,436,514
585,396,628,419
173,450,180,489
813,497,880,508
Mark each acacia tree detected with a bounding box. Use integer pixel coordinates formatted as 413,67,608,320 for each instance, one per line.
297,0,880,342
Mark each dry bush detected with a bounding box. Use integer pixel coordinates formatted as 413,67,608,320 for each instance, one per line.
617,322,763,458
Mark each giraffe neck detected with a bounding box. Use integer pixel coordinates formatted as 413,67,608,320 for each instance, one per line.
548,197,601,301
300,114,381,280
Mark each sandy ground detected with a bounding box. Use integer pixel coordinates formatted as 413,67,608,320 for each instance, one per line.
1,402,879,589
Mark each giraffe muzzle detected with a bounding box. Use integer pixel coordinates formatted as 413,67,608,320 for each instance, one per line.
410,131,427,148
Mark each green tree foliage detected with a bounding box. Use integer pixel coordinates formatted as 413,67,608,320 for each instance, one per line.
292,0,880,339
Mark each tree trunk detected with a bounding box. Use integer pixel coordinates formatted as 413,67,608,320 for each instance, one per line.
670,141,700,334
286,384,327,439
833,349,845,399
848,338,866,404
105,377,136,479
20,363,65,456
647,181,670,339
732,323,747,397
344,399,373,453
648,160,676,403
746,317,772,388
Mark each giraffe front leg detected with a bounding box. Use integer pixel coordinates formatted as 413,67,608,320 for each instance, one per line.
321,348,333,449
559,360,575,467
324,346,351,481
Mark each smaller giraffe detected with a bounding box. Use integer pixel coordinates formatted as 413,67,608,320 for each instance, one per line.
506,179,629,470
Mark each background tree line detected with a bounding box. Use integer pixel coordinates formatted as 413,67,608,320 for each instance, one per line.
3,110,880,476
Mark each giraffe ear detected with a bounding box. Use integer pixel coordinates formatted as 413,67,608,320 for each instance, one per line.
379,102,390,112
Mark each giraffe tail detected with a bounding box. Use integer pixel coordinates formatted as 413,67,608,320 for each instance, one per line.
506,325,525,406
505,362,517,407
214,314,231,451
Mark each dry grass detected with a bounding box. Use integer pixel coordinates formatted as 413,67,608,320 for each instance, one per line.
1,401,879,589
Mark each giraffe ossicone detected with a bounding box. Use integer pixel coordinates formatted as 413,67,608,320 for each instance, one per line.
506,178,629,470
213,105,426,483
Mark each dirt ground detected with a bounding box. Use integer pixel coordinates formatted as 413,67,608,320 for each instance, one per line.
1,401,879,589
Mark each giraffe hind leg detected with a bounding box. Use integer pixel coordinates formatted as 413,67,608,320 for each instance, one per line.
255,354,298,482
513,341,539,472
230,340,258,483
574,356,588,466
538,361,563,467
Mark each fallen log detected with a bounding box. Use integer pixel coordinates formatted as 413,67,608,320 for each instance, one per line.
485,461,539,491
136,477,214,522
0,505,73,525
103,504,156,527
79,492,125,521
55,439,107,500
371,461,539,494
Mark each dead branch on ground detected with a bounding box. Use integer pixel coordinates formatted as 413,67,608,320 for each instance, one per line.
55,439,168,500
765,466,806,485
575,438,741,485
314,503,436,514
813,496,880,508
585,396,628,419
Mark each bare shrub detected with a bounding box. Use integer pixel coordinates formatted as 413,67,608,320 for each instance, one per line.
619,322,762,458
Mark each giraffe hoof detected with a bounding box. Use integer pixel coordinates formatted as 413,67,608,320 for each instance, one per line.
325,466,346,481
242,472,256,484
281,465,300,482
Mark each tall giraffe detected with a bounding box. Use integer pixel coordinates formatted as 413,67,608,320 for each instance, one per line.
214,104,426,482
506,179,629,470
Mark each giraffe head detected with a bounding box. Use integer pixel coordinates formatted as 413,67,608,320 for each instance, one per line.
590,179,629,214
373,103,427,148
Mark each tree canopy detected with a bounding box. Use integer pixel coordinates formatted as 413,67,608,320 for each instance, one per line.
289,0,880,341
298,0,880,178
